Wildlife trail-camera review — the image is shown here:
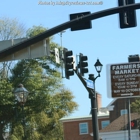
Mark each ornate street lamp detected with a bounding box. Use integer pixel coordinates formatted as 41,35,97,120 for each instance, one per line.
94,59,103,77
14,84,29,105
13,84,29,140
88,59,103,140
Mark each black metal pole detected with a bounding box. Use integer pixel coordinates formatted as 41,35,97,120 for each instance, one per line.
89,93,99,140
74,70,100,140
127,98,131,140
21,104,26,140
127,55,136,140
89,74,99,140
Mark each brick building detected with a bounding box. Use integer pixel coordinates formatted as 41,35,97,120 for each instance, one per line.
107,98,136,123
60,109,109,140
60,93,139,140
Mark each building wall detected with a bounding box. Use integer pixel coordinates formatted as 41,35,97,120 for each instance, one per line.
109,98,136,123
63,117,109,140
62,97,138,140
63,120,93,140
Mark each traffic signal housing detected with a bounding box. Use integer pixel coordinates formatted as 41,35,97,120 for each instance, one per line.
79,53,88,76
69,12,92,31
131,120,137,129
127,120,138,129
118,0,137,28
63,48,74,79
128,54,140,62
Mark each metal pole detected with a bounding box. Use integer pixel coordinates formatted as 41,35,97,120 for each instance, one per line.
21,104,26,140
0,4,140,59
74,70,100,140
75,70,99,140
127,98,131,140
89,74,99,140
60,31,65,78
89,94,99,140
60,32,64,78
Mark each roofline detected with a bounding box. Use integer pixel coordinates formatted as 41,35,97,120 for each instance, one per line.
106,96,137,108
90,129,139,136
60,114,109,122
106,99,116,107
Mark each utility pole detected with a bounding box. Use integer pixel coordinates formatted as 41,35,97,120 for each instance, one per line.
74,68,101,140
127,54,140,140
89,74,100,140
74,70,98,140
127,98,131,140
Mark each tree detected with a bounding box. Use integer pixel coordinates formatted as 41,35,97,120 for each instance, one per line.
0,79,14,140
0,16,26,79
0,17,26,41
26,25,47,38
0,17,26,140
6,25,78,140
9,59,77,140
131,98,140,113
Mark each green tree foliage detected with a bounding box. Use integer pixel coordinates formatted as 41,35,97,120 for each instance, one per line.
26,25,61,67
131,98,140,113
0,79,14,140
0,24,77,140
0,16,26,140
0,17,26,80
26,25,47,38
9,59,77,140
6,25,78,140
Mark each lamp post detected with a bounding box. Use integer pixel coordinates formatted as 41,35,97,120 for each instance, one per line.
60,30,66,78
13,84,29,140
60,30,66,47
89,59,103,140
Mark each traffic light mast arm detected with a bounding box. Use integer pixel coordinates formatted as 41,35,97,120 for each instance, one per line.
0,3,140,59
74,68,94,95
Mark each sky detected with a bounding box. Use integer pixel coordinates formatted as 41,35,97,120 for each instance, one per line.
1,0,140,117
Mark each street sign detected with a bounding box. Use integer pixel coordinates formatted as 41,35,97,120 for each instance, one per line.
107,62,140,98
85,79,94,89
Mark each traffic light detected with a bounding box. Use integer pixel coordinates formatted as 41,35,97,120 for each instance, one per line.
79,53,88,76
131,120,137,129
69,12,92,31
63,48,74,79
118,0,137,28
128,54,140,62
127,120,137,129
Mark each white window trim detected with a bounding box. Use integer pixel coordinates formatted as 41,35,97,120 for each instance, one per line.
120,109,128,116
101,120,110,129
79,122,88,135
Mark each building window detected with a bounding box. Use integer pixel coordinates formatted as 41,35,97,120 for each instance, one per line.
79,123,88,134
120,109,128,115
101,120,110,129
